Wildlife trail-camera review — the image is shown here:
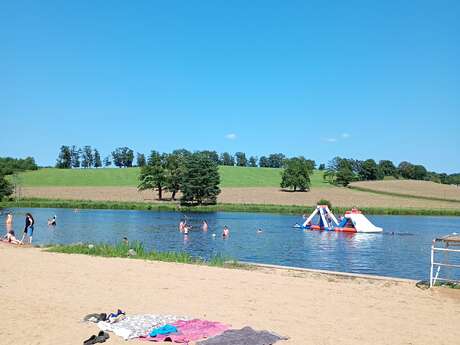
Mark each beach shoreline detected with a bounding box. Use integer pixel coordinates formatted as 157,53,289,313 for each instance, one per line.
1,244,459,345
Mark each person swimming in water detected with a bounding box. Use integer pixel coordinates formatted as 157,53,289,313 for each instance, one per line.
202,220,208,232
257,228,263,233
222,225,230,238
48,215,57,226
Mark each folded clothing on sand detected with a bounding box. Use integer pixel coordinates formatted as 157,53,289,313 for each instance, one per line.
149,324,178,337
98,314,190,340
196,326,288,345
141,319,230,343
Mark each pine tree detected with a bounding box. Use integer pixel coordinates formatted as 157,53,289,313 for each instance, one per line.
138,151,167,200
93,149,102,168
56,146,72,169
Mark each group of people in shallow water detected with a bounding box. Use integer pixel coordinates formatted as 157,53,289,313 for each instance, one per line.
2,212,57,245
179,219,230,238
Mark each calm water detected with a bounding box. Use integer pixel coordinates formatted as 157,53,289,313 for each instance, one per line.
2,207,460,280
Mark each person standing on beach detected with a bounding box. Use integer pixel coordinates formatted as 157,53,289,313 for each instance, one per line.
21,213,35,244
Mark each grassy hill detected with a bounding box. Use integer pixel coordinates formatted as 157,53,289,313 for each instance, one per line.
13,166,328,188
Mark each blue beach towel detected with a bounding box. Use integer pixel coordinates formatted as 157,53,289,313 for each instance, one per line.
149,324,178,337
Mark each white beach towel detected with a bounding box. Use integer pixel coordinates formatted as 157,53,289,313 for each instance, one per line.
98,314,190,340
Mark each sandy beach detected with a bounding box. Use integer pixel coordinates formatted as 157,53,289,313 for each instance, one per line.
1,244,459,345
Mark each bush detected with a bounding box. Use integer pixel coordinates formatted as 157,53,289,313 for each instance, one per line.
317,199,332,209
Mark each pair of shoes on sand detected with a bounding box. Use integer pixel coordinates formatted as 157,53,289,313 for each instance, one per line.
83,331,109,344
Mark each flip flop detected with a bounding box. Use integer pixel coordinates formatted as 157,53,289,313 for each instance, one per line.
83,335,97,345
95,331,110,343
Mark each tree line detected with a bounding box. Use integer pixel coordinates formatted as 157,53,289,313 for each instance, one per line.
0,157,38,200
323,157,460,187
138,149,220,205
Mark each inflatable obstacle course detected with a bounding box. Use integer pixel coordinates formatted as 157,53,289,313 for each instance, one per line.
302,206,383,233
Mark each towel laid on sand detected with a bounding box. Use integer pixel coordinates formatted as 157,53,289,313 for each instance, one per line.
196,326,288,345
98,314,189,340
142,319,230,343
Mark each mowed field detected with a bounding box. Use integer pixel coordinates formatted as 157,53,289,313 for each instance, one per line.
14,166,329,188
11,167,460,210
350,180,460,202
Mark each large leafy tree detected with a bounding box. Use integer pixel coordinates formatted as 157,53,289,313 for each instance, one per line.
138,151,167,200
56,145,72,169
112,147,134,168
267,153,286,168
0,174,13,200
164,152,186,200
0,157,38,175
248,156,258,167
181,152,221,205
259,156,269,167
378,160,397,177
336,159,355,186
358,159,380,181
280,157,313,191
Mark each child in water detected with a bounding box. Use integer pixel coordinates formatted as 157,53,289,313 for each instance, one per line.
222,226,230,238
202,220,208,231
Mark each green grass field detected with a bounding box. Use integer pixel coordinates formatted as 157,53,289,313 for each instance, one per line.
13,166,329,188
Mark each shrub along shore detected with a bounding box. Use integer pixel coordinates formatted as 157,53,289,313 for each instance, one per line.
45,242,245,269
1,198,459,216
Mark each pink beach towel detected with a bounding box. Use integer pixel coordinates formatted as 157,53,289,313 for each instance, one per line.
141,319,230,343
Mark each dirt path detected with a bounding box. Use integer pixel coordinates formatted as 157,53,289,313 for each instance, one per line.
21,186,460,209
1,245,459,345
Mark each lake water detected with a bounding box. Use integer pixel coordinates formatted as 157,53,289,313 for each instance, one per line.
2,207,460,280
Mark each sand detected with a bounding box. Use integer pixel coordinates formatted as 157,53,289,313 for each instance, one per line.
20,186,460,210
1,245,459,345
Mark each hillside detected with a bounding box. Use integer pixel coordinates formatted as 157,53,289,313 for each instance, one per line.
350,180,460,202
12,166,328,188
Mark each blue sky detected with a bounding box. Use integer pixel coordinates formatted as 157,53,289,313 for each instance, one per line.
1,1,459,172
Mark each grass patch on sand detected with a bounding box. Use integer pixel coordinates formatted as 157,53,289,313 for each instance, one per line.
2,198,460,216
45,242,246,268
13,166,329,188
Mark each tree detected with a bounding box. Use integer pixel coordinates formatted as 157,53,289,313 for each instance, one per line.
235,152,248,167
138,151,167,200
318,163,325,170
164,152,186,200
336,160,355,186
248,156,258,167
137,153,146,167
112,147,134,168
181,152,221,205
280,157,312,191
220,152,235,166
103,156,112,167
259,156,269,167
200,150,220,165
93,149,102,168
0,174,13,200
81,146,94,168
0,157,38,175
413,165,428,180
358,159,379,181
378,160,397,177
70,145,81,168
268,153,286,168
56,145,72,169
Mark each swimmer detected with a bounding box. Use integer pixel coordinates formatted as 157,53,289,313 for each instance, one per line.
179,220,186,232
202,220,208,231
48,215,57,226
123,236,129,245
222,225,230,238
183,226,189,235
257,228,263,233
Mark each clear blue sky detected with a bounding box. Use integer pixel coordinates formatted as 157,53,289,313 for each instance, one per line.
1,1,459,172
